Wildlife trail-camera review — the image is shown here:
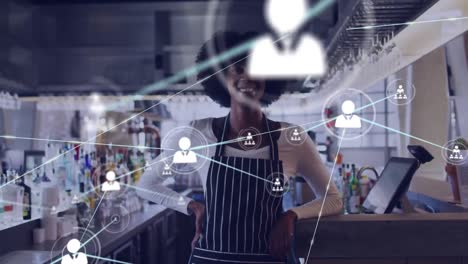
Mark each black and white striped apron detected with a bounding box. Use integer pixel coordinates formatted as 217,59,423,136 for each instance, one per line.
189,115,286,264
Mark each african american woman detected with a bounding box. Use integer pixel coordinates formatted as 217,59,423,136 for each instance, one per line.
137,31,343,264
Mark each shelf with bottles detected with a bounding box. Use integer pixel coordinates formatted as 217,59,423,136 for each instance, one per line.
0,141,157,231
332,162,380,215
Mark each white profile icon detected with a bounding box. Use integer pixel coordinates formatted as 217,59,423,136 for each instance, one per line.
162,163,172,176
244,132,256,146
248,0,326,78
394,85,408,100
61,239,88,264
291,128,301,142
335,100,362,129
449,145,463,160
272,177,284,192
177,196,185,206
101,171,121,192
71,195,80,205
173,137,197,164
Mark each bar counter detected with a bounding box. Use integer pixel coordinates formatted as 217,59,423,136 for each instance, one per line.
0,189,195,264
295,193,468,264
1,191,467,264
296,213,468,263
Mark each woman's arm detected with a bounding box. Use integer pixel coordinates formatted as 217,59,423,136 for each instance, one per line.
136,155,193,215
136,119,212,215
289,135,343,219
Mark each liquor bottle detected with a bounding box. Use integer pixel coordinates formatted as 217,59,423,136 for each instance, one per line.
84,153,92,192
336,168,343,194
0,174,5,221
16,174,31,220
78,169,85,193
346,164,351,179
6,170,24,222
106,148,116,171
127,150,134,173
341,164,349,213
116,150,130,185
348,164,361,214
99,156,107,186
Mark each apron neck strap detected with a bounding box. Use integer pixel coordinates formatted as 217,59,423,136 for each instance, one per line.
215,113,279,160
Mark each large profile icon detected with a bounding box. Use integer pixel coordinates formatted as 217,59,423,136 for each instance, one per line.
173,137,198,164
161,126,209,175
322,88,376,140
335,100,362,129
51,228,101,264
247,0,326,78
101,171,121,192
61,239,88,264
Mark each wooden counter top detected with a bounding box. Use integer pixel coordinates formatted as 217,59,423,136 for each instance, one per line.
315,212,468,221
295,212,468,259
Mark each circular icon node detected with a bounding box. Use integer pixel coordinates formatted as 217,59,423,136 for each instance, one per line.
50,227,101,264
238,127,262,151
322,88,376,141
103,205,131,234
162,162,173,176
93,168,129,200
442,140,467,165
385,79,416,105
266,172,290,197
161,126,209,175
285,125,307,146
111,214,121,224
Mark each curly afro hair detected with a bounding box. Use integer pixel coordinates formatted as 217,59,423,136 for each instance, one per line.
196,31,288,108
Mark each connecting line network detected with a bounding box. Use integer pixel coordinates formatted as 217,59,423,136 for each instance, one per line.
50,220,117,264
3,92,454,264
0,0,335,195
2,0,461,262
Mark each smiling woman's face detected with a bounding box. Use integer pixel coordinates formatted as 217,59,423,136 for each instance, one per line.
225,64,265,107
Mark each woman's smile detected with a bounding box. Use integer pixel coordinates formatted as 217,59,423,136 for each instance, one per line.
235,78,260,97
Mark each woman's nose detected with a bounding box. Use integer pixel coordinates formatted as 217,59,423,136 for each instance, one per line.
234,65,246,75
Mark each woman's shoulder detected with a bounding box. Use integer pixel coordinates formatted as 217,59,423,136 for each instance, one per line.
190,117,212,130
275,121,314,148
190,118,217,140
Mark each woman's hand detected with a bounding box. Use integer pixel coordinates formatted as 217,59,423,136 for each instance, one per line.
269,210,298,259
188,201,205,251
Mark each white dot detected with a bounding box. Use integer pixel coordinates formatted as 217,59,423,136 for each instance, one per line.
178,137,191,150
106,171,116,181
66,239,81,254
341,100,356,115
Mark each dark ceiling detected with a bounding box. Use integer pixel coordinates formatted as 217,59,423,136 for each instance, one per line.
326,0,439,69
29,0,249,4
5,0,441,96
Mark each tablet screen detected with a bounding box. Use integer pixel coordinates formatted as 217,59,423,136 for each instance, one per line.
363,157,419,214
